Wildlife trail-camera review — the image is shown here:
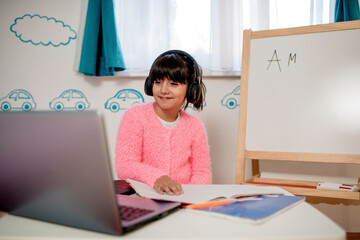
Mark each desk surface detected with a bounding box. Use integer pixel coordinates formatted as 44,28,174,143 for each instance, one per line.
0,202,345,240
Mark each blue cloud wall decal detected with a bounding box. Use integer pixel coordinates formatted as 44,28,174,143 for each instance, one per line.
10,14,77,47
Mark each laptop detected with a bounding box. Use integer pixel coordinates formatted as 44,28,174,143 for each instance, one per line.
0,111,180,235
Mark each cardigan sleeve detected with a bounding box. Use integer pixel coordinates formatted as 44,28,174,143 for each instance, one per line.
115,107,167,187
188,120,212,184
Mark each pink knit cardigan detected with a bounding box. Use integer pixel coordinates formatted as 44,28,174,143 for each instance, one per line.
115,102,212,187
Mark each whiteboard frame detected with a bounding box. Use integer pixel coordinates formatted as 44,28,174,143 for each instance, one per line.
235,20,360,202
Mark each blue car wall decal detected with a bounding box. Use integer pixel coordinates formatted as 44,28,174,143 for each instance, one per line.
10,14,77,47
0,89,37,112
105,89,145,113
221,86,240,109
50,89,90,111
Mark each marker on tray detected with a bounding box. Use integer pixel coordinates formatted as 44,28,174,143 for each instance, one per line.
317,182,358,192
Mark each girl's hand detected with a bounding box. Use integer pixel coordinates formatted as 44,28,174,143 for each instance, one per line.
154,176,184,195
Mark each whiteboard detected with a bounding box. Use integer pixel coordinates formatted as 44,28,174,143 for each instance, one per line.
245,23,360,155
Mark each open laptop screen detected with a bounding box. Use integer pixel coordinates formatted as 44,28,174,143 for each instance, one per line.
0,111,123,234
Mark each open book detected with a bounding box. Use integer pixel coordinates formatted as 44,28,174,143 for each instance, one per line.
126,179,286,204
187,195,305,224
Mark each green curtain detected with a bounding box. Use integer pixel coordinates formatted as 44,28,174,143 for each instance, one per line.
335,0,360,22
79,0,125,76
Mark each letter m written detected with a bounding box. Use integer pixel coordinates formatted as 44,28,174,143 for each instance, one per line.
288,53,296,66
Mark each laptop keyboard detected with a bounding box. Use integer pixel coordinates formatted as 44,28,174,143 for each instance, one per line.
119,205,154,221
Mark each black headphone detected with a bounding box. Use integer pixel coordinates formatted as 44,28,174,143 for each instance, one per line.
144,50,201,105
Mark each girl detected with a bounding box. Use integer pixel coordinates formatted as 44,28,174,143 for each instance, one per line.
115,50,211,195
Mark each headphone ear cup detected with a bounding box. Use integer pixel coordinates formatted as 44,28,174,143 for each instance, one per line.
187,82,201,104
144,77,153,96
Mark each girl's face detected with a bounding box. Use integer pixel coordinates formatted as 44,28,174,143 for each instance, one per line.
152,77,187,113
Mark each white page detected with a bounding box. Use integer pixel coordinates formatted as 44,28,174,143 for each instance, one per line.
126,179,286,204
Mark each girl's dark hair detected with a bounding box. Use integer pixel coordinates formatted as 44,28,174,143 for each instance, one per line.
148,51,206,110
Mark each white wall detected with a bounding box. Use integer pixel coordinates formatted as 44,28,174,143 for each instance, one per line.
0,0,358,232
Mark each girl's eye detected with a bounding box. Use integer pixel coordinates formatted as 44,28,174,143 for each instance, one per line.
154,80,161,84
171,82,179,86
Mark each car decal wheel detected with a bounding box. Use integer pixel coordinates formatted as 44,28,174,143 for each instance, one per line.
54,102,64,111
1,102,11,111
75,102,85,111
110,102,120,113
226,98,237,109
22,102,32,111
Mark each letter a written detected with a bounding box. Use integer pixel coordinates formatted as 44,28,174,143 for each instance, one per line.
267,50,281,72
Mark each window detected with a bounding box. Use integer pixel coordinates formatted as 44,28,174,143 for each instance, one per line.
170,0,211,65
72,92,83,99
128,92,139,99
18,93,30,99
115,0,335,75
118,92,126,99
10,93,17,99
268,0,334,28
62,92,70,99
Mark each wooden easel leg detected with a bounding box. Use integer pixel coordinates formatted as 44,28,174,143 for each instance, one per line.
252,159,260,177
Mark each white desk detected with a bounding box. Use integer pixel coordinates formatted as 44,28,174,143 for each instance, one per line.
0,202,345,240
